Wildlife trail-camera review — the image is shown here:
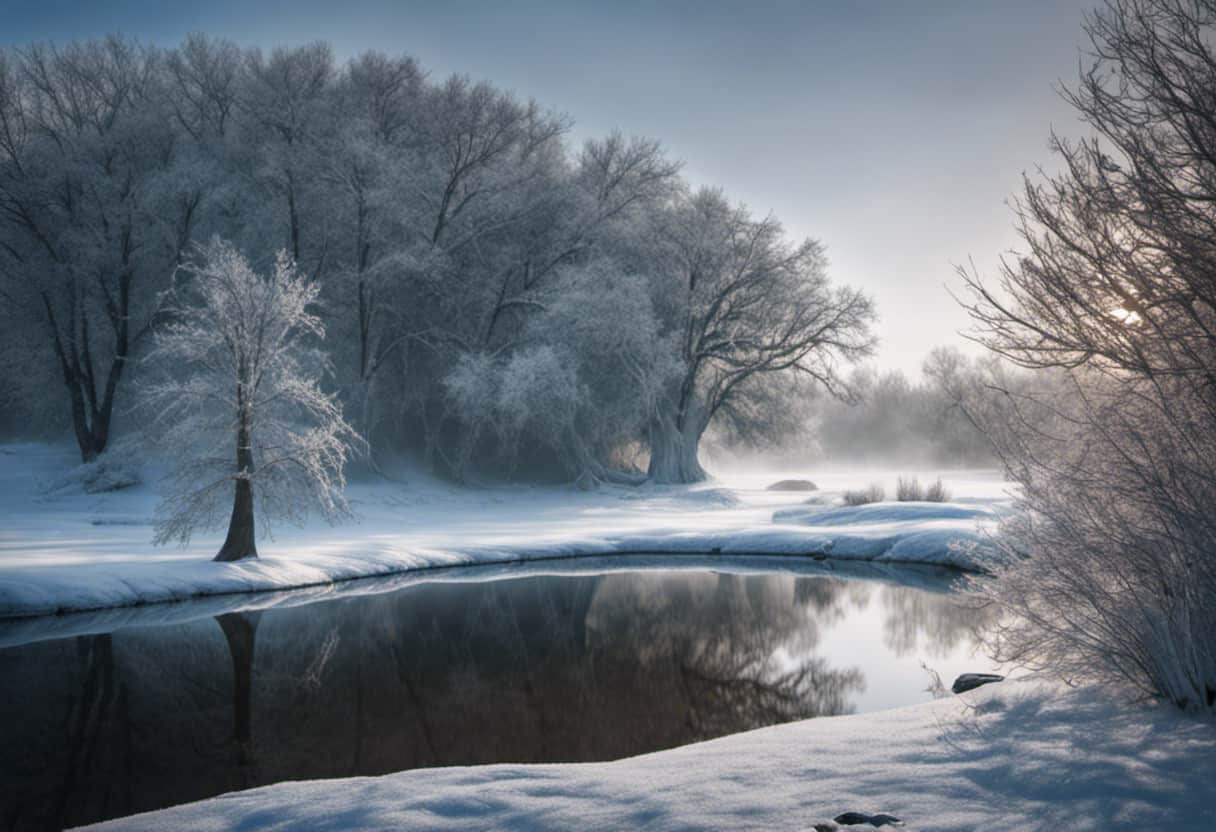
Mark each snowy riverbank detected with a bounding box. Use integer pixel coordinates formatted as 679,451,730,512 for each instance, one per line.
0,442,1011,618
80,678,1216,831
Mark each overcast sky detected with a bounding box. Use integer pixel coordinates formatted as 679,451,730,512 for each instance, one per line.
5,0,1096,375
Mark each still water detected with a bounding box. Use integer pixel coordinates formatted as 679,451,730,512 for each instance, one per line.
0,559,989,831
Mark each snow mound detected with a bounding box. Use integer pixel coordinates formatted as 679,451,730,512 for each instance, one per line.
681,486,742,507
768,500,1004,570
774,501,998,526
765,478,818,492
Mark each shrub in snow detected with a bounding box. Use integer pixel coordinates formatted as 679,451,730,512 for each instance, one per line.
47,455,142,495
895,476,950,502
971,376,1216,712
923,477,950,502
959,0,1216,712
142,239,363,561
895,476,923,502
842,484,884,506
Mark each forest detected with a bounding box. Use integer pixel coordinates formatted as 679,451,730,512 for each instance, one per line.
0,35,937,487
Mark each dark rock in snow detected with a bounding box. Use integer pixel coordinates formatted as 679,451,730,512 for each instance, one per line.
833,811,903,827
810,823,840,832
766,478,819,492
951,672,1005,694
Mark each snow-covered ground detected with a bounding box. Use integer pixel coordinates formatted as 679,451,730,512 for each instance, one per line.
0,442,1010,618
79,678,1216,831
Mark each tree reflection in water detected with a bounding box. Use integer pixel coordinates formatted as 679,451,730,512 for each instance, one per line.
588,573,864,739
215,612,260,765
0,568,971,830
878,584,992,658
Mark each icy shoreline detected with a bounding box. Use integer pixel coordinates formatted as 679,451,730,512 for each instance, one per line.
0,554,965,647
0,443,1009,619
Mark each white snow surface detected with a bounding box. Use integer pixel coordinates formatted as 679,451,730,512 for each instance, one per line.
0,443,1010,618
79,679,1216,831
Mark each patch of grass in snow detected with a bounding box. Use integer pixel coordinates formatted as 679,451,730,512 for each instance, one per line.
896,476,951,502
842,483,886,506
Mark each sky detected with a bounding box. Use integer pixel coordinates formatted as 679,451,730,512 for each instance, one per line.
4,0,1096,376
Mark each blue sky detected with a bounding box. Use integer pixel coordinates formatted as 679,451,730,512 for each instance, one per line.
4,0,1095,375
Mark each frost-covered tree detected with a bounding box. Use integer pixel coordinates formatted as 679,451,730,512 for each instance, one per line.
0,38,208,462
318,51,424,436
960,0,1216,711
431,134,680,483
645,189,875,483
144,239,361,561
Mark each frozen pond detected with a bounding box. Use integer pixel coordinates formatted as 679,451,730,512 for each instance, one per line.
0,558,993,830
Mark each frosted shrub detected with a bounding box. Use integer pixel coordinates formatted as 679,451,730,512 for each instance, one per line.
895,476,950,502
974,376,1216,712
842,483,884,506
958,0,1216,712
895,477,923,502
923,478,950,503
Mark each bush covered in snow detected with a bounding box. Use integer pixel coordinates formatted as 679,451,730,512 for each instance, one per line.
841,484,885,506
895,476,950,502
960,0,1216,713
46,455,142,495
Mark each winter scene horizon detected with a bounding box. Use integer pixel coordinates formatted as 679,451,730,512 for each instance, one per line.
1,1,1214,830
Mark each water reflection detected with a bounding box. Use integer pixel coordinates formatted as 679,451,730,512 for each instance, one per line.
0,569,981,830
878,583,983,658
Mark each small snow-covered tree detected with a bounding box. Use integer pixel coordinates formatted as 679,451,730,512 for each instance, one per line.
144,238,361,561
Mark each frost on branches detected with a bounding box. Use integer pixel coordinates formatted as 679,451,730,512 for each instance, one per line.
143,239,362,561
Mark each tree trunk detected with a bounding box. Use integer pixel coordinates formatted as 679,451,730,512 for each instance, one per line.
67,386,102,463
216,419,257,561
647,408,708,484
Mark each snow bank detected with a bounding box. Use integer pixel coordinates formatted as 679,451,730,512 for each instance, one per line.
777,502,998,524
772,499,1004,568
78,679,1216,831
0,444,1010,618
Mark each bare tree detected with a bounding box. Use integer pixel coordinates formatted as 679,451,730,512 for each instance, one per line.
163,34,242,140
959,0,1216,712
240,43,334,263
144,239,361,561
646,188,875,483
0,38,203,461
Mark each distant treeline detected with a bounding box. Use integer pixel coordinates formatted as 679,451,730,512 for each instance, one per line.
707,347,1004,469
809,348,998,467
